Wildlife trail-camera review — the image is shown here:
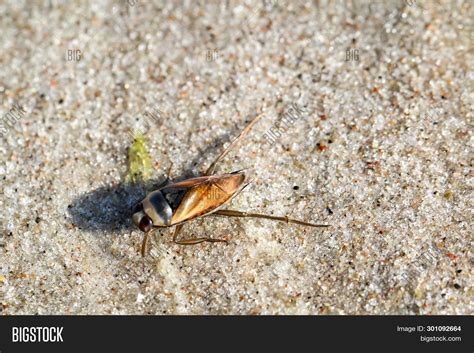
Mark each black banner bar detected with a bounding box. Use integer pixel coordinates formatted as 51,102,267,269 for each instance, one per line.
0,316,471,352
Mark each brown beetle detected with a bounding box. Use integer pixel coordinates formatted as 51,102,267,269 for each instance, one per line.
132,113,329,256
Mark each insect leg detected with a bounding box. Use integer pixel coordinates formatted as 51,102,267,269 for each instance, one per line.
174,237,228,245
166,161,173,179
147,162,174,194
141,229,154,257
172,223,228,245
172,224,184,242
156,162,174,188
211,209,330,228
205,113,264,175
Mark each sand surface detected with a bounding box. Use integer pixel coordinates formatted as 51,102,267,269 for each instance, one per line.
0,0,472,314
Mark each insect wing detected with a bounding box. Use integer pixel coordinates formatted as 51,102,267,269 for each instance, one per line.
170,172,246,225
157,175,213,191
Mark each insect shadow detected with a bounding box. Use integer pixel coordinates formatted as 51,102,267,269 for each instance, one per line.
68,131,234,234
68,182,146,233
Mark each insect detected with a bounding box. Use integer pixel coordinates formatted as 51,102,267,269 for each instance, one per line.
132,113,329,256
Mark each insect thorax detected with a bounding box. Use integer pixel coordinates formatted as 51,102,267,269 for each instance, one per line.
142,190,173,226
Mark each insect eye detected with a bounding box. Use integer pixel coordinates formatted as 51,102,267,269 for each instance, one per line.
138,216,153,232
133,203,143,214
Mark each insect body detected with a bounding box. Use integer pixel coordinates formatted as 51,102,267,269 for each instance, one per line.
132,113,329,256
133,171,246,230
